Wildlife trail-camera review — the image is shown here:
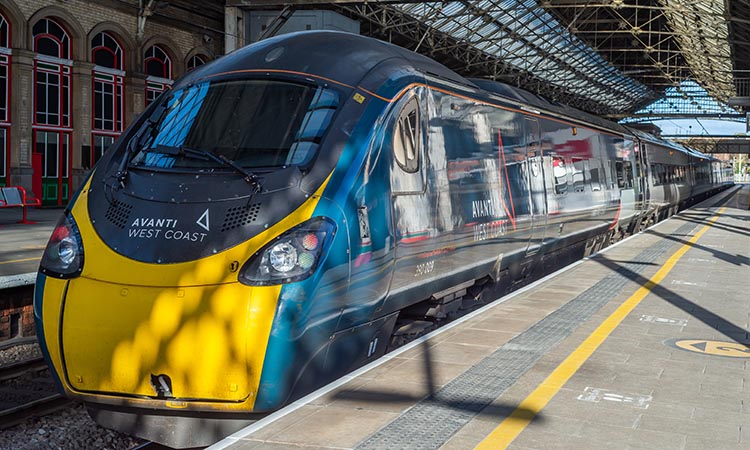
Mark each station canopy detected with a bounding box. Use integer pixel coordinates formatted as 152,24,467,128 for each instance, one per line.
184,1,750,120
326,0,749,120
392,1,655,113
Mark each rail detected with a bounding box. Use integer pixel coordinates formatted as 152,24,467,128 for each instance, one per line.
0,356,47,382
0,355,73,430
0,393,71,430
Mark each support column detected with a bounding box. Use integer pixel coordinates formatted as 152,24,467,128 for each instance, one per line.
73,61,94,189
128,71,148,120
9,49,34,194
225,6,245,54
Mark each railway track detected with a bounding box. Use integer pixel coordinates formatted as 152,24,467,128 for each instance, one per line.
0,355,48,382
0,355,73,430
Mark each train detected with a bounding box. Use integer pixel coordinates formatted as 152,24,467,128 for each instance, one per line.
33,31,732,448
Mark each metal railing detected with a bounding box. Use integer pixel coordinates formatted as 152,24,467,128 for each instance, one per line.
736,78,750,98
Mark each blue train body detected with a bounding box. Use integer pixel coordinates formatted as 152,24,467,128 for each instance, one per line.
33,31,731,447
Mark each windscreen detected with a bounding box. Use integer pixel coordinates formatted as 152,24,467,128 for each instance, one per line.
130,79,339,169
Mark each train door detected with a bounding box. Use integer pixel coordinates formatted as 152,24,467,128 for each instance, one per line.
634,140,650,221
524,117,547,255
387,87,435,301
614,136,637,231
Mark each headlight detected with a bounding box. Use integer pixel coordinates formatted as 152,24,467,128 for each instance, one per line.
239,217,336,286
40,213,85,278
269,242,298,272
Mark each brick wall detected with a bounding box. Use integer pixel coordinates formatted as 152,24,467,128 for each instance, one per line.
1,0,224,201
0,286,35,341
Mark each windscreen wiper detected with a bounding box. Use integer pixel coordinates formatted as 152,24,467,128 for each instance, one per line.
157,145,262,194
115,104,167,188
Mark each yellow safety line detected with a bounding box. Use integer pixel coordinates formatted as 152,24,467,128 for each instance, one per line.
0,257,40,266
475,206,726,450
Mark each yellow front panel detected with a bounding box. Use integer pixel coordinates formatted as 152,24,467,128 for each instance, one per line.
39,277,68,382
51,174,331,408
61,278,280,402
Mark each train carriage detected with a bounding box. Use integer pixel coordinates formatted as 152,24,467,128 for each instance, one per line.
34,31,730,448
630,129,692,224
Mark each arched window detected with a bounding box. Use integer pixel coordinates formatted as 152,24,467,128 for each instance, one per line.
144,45,172,105
0,13,8,48
33,17,70,59
92,31,122,70
90,31,125,168
0,12,10,186
32,18,72,206
187,54,207,71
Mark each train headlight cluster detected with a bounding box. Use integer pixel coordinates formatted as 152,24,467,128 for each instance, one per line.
40,213,85,278
239,217,335,286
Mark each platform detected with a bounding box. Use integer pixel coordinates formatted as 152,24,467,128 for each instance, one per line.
0,207,61,284
209,184,750,450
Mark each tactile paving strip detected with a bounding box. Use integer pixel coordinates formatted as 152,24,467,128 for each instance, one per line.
356,219,703,450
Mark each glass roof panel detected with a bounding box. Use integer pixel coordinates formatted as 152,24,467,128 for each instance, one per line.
621,80,739,123
394,0,654,111
659,0,734,104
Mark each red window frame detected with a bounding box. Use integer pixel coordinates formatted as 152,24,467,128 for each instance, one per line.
33,19,72,129
92,31,123,70
0,12,10,185
144,45,172,106
33,18,70,60
32,18,73,206
91,32,125,167
34,60,71,128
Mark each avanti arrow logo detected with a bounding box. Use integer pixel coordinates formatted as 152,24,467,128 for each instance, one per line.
196,208,210,232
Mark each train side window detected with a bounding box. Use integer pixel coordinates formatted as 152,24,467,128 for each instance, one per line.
552,156,567,195
572,157,586,192
652,164,666,185
622,160,634,188
589,160,602,191
614,161,625,188
394,97,420,173
658,165,664,185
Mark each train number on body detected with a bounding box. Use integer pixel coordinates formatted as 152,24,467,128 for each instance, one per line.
415,260,435,277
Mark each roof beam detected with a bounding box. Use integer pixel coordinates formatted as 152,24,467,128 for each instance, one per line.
226,0,426,6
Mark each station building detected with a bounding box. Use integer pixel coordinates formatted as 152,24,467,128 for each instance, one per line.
0,0,223,205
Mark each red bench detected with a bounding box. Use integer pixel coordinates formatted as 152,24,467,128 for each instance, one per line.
0,186,42,224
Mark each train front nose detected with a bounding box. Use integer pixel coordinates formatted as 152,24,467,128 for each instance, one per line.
46,179,331,410
60,277,280,403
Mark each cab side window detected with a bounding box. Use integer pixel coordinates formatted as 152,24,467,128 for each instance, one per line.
394,97,420,173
